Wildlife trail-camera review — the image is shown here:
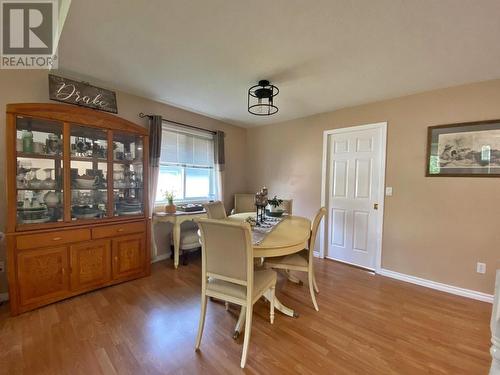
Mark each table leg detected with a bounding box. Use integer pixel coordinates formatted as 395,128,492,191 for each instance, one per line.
285,270,303,285
233,307,246,339
233,291,298,337
263,290,298,318
173,222,181,269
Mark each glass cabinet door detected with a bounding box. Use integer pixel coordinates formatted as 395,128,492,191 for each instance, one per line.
70,125,108,220
16,116,64,224
113,133,144,217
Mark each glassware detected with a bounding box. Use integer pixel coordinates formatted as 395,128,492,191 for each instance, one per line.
46,133,61,155
41,168,55,189
28,167,42,189
70,125,108,159
22,129,33,153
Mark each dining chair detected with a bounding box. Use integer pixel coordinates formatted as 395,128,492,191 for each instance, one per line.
204,201,227,219
264,207,326,311
170,221,201,265
195,218,277,368
231,193,256,214
279,199,293,214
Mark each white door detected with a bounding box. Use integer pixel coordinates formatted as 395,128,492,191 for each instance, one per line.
326,124,386,270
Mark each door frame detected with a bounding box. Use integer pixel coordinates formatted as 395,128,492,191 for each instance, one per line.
319,122,387,272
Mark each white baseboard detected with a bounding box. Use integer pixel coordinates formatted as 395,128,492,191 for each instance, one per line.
378,268,493,303
151,253,170,263
0,292,9,302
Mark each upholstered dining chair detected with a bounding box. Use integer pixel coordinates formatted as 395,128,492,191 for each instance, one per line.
204,201,227,219
195,218,277,368
231,193,256,214
279,199,293,214
171,221,201,265
264,207,326,311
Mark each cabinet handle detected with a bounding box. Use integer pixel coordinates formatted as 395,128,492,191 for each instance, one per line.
53,237,62,241
114,256,118,262
62,267,65,275
117,228,124,232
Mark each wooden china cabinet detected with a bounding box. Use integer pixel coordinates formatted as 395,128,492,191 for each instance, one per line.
5,103,151,315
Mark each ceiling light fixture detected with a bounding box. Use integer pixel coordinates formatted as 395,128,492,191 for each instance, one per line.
248,80,279,116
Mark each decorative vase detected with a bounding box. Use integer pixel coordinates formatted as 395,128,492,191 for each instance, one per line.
44,191,59,208
165,204,176,214
269,205,279,213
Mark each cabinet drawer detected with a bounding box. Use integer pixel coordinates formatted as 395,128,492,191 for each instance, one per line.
16,229,91,250
92,221,146,239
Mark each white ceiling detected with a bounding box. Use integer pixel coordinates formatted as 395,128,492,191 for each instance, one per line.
58,0,500,127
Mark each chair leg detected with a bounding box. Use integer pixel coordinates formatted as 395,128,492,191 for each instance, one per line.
308,272,319,311
270,286,275,324
195,293,208,350
240,305,253,368
312,272,319,293
233,306,246,340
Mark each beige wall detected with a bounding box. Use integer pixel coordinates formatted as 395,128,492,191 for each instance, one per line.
1,70,499,297
247,79,500,295
0,70,247,294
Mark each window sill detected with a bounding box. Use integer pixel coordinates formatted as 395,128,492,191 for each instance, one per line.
155,199,212,207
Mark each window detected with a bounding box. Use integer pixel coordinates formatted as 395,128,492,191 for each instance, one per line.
156,123,217,203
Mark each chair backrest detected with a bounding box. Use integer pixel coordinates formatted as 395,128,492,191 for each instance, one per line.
279,199,293,214
204,201,227,219
233,193,256,214
197,218,253,287
308,207,327,263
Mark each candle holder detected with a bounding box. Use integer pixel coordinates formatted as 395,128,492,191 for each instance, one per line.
254,186,269,223
256,203,266,223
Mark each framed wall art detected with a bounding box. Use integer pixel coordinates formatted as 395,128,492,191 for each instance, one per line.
427,119,500,177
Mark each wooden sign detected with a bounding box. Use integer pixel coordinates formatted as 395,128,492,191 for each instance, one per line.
48,74,118,114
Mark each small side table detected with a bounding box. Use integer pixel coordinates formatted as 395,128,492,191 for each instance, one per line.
152,210,207,269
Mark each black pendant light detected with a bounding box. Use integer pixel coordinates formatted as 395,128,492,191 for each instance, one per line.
248,80,279,116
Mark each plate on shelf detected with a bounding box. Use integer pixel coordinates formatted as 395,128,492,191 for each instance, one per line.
21,216,51,224
75,179,96,189
18,206,47,212
117,210,142,216
73,212,102,219
72,206,103,219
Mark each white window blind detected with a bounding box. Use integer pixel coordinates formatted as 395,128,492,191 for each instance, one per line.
156,123,217,202
160,125,214,168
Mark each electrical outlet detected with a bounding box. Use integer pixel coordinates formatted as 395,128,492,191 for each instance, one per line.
476,262,486,274
385,187,393,196
0,261,4,273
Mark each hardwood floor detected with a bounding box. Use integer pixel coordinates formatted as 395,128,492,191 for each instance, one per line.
0,257,492,374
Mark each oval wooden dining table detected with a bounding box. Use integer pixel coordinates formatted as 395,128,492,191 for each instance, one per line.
227,213,311,338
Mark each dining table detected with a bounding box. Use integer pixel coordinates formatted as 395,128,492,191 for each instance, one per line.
227,212,311,338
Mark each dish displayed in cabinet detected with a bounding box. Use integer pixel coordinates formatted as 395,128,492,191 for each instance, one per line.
116,200,143,216
70,125,108,159
71,189,107,220
71,168,107,189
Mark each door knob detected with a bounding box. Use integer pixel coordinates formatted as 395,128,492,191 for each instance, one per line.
373,203,379,210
